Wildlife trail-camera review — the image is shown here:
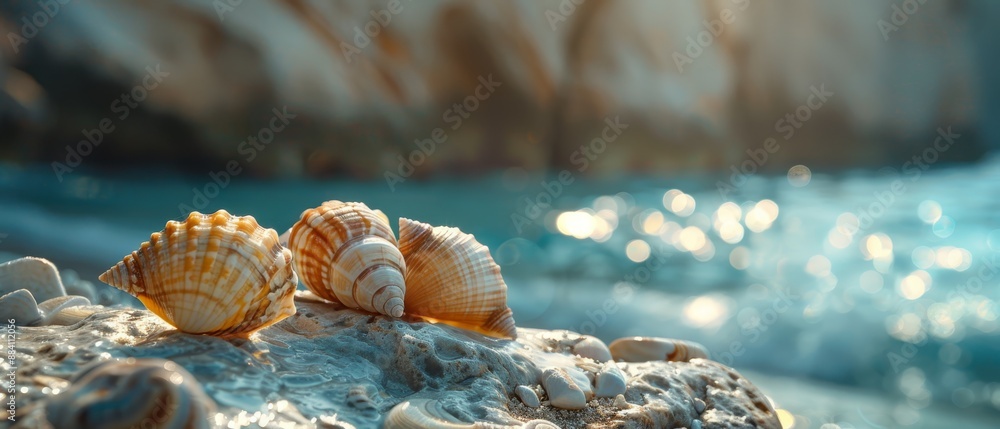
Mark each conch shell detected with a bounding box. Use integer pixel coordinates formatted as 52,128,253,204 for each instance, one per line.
99,210,297,336
398,218,516,339
287,201,407,317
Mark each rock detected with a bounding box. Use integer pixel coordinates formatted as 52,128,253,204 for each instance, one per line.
613,394,629,409
9,294,780,428
594,362,627,398
0,289,42,326
571,336,612,363
540,368,588,410
0,257,66,302
515,385,541,408
609,336,710,362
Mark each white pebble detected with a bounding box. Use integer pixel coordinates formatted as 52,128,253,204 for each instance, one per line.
515,385,540,408
594,361,626,398
540,368,587,410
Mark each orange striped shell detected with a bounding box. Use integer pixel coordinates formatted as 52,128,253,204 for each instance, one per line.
99,210,297,337
398,218,516,339
287,201,406,317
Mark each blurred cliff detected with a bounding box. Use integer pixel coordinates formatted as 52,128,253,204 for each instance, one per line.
0,0,997,178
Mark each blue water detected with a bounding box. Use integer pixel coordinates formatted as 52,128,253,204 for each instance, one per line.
2,157,1000,420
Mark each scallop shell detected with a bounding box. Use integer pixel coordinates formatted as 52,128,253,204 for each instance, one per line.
98,210,297,336
287,201,406,317
608,337,709,362
397,218,517,339
46,358,215,429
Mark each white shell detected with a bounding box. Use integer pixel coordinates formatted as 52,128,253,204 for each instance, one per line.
38,295,92,325
398,218,516,339
46,358,215,429
384,398,485,429
0,289,42,326
288,201,406,317
99,210,297,336
572,336,612,362
609,337,709,362
522,420,561,429
0,256,67,302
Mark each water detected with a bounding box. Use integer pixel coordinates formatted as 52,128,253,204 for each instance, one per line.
2,157,1000,425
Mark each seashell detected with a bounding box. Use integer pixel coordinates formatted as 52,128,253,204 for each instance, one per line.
609,336,709,362
0,256,67,302
522,420,560,429
46,358,216,429
346,385,378,417
0,289,42,326
514,385,540,408
317,415,358,429
384,398,505,429
398,218,516,339
288,201,406,317
572,335,612,362
38,295,92,325
540,368,587,410
594,361,627,398
99,210,297,336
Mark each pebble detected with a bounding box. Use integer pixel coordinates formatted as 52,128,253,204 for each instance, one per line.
613,394,629,409
515,385,541,407
540,368,587,410
594,361,627,398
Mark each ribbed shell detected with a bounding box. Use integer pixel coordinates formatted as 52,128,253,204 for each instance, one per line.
99,210,297,336
288,201,406,317
398,218,516,339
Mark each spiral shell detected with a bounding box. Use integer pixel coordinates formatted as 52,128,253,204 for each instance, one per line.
46,358,215,429
99,210,297,336
398,218,516,339
288,201,407,317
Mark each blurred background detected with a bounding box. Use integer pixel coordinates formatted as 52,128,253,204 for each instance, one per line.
2,1,1000,427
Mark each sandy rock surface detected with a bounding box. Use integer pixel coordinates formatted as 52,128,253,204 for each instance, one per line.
5,292,779,428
